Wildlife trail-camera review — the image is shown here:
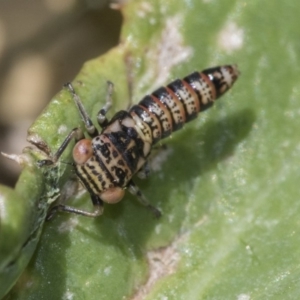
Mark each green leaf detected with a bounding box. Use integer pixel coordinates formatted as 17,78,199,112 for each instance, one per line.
2,0,300,299
0,164,47,297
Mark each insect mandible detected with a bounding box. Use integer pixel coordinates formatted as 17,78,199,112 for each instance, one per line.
38,65,240,219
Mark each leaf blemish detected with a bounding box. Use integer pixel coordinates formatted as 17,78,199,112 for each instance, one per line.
150,146,173,172
217,21,244,53
131,240,181,300
58,218,79,233
237,293,251,300
138,14,193,94
58,124,68,135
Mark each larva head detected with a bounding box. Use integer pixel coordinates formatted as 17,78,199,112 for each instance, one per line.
100,187,125,204
203,64,240,98
73,139,93,165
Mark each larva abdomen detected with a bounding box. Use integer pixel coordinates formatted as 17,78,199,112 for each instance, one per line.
130,65,239,144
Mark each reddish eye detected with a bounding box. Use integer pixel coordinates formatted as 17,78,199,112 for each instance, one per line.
73,139,93,165
100,187,125,204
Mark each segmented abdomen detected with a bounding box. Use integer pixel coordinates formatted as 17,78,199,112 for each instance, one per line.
81,65,239,195
129,65,239,145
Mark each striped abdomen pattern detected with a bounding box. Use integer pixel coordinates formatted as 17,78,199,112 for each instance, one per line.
129,65,239,145
75,65,240,197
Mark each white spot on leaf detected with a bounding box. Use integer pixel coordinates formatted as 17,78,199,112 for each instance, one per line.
237,294,251,300
58,217,79,233
150,146,173,172
131,239,181,300
138,15,193,94
58,124,68,135
218,22,244,53
63,290,74,300
104,266,112,276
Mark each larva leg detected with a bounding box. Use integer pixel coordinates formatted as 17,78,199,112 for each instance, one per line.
127,180,161,218
46,194,104,220
65,82,99,137
97,81,114,128
37,127,84,166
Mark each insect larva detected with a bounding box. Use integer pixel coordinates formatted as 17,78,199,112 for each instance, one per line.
39,65,240,219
